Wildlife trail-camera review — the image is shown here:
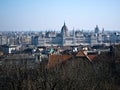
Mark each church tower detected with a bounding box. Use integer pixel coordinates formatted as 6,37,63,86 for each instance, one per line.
95,25,99,34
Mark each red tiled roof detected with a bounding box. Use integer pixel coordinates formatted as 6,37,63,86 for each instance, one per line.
76,51,86,57
47,51,98,68
86,55,97,61
76,50,97,61
47,54,72,68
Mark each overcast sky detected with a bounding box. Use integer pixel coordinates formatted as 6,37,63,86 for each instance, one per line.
0,0,120,31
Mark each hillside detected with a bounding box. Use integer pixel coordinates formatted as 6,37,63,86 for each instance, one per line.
0,45,120,90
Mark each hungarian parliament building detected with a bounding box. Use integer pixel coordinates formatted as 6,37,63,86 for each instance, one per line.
31,22,119,46
0,22,120,47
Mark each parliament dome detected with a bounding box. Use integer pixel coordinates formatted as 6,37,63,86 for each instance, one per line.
61,22,68,36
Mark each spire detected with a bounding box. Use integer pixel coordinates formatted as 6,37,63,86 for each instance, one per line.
95,25,99,34
64,21,66,26
96,25,98,28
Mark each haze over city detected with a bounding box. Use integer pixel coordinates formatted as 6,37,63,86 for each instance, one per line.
0,0,120,31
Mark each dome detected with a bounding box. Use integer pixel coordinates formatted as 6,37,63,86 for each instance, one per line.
61,22,68,31
61,22,68,36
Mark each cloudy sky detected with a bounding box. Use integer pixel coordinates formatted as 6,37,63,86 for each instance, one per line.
0,0,120,31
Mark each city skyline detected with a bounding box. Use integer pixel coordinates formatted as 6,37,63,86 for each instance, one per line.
0,0,120,31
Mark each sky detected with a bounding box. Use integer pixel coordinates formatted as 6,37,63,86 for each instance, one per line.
0,0,120,31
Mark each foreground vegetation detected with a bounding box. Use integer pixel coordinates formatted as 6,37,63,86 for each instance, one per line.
0,46,120,90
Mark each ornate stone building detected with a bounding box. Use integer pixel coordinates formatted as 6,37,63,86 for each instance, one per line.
61,22,85,46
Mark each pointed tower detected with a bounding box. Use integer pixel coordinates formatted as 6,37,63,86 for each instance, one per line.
95,25,99,34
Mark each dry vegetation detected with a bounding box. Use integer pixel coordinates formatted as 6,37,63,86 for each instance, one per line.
0,46,120,90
